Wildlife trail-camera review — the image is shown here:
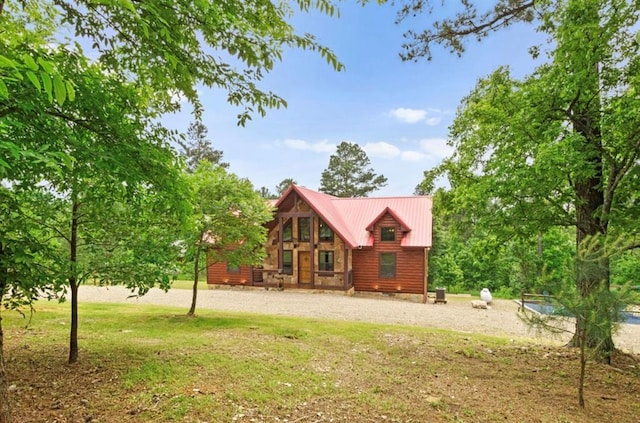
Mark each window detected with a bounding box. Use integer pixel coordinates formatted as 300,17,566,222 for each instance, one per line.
319,219,334,242
227,263,240,273
298,217,310,241
318,251,334,272
381,227,396,242
282,250,293,275
282,219,292,241
379,253,396,278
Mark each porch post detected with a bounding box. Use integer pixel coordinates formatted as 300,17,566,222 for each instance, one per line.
310,216,315,287
278,216,283,271
343,245,348,289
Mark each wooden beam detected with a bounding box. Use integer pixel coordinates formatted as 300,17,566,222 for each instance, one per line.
278,216,283,271
423,247,430,304
310,215,315,287
343,244,348,289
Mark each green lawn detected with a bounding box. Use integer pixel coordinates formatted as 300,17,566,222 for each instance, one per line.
169,279,200,290
3,301,639,422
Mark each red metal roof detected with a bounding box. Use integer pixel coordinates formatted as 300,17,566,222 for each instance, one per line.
276,185,433,249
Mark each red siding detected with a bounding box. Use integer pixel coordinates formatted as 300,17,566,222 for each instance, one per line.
207,262,252,285
352,213,425,294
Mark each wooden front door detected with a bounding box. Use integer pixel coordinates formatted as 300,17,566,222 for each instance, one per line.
298,251,311,284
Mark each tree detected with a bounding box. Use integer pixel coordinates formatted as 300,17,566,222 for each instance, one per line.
396,0,537,62
521,235,634,407
179,121,228,173
319,141,387,197
407,0,640,363
8,45,189,365
48,0,344,122
0,4,85,417
184,162,273,316
276,178,297,196
256,186,277,199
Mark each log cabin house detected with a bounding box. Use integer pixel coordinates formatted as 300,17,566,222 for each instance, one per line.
207,185,433,299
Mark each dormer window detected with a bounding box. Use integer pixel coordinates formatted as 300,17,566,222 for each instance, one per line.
381,227,395,242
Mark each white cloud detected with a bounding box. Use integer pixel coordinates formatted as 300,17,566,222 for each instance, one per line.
363,142,400,158
389,107,447,126
389,107,427,124
401,151,427,161
425,117,442,126
282,138,335,153
364,142,429,162
419,138,453,159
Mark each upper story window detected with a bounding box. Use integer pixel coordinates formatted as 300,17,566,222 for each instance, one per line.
319,219,334,242
282,219,292,241
381,227,396,242
298,217,311,242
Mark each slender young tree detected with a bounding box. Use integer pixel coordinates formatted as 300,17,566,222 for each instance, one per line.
3,39,189,364
0,4,81,417
184,162,273,316
521,234,635,407
319,141,387,197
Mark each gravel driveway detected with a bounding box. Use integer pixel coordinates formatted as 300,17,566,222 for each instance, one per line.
78,285,640,354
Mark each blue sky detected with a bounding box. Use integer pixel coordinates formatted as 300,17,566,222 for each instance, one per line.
167,2,544,196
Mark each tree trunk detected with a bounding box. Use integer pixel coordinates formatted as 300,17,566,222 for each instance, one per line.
0,315,11,423
68,277,79,364
560,0,614,364
187,244,202,316
570,116,613,363
0,243,12,422
68,201,80,364
578,319,587,408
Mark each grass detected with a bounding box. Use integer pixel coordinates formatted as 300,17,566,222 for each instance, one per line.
4,301,640,422
169,279,200,290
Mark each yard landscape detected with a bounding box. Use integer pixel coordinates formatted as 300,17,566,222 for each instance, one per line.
3,1,640,423
4,286,640,422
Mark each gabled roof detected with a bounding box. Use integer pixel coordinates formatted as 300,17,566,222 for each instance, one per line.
274,185,432,248
365,207,411,233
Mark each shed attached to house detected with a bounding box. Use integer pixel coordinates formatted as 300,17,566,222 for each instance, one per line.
207,185,433,297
